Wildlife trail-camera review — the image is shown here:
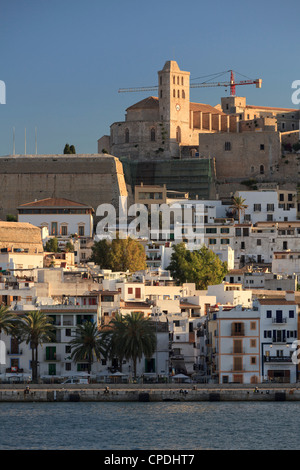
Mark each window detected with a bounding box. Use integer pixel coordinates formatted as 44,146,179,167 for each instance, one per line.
251,357,257,365
61,225,68,236
260,165,264,174
221,227,229,233
260,144,265,150
78,225,85,236
182,90,185,99
206,227,217,233
176,127,181,143
250,321,256,330
233,356,243,371
254,204,261,212
231,322,244,336
250,339,256,348
128,287,133,294
233,339,242,353
257,239,261,246
225,142,231,151
266,310,272,318
125,128,129,143
51,222,58,236
267,204,274,212
209,239,217,244
150,127,156,142
221,239,230,244
289,310,294,318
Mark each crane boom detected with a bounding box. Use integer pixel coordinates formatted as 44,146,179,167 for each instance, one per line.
118,70,262,95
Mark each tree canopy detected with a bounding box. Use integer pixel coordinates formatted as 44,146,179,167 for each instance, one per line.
63,143,76,154
90,237,147,272
167,243,228,290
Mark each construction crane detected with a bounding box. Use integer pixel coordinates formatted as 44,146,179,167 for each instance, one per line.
118,70,262,96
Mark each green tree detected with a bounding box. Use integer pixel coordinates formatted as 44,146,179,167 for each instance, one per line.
63,143,71,154
65,241,74,252
100,313,127,371
6,214,17,222
69,321,105,375
69,145,76,154
91,236,147,272
103,312,156,378
168,243,228,290
17,311,55,382
44,237,60,252
0,305,16,336
230,196,248,223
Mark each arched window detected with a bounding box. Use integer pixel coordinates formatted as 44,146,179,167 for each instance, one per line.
260,164,264,174
150,127,156,142
125,128,129,143
182,90,185,99
177,90,180,98
173,76,175,84
181,77,184,85
173,89,175,97
176,126,181,143
177,76,179,85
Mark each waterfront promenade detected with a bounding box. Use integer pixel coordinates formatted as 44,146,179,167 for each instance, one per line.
0,383,299,402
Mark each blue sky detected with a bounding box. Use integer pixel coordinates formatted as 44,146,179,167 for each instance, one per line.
0,0,299,156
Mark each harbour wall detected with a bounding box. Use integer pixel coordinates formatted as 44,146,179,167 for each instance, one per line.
0,384,299,402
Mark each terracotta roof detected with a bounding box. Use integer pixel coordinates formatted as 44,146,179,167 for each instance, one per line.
126,96,159,111
18,198,92,209
121,302,151,309
190,102,225,115
246,105,298,112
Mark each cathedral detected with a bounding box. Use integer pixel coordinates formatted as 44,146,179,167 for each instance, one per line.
97,60,226,160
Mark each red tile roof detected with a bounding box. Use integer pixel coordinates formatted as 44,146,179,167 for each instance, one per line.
18,198,92,209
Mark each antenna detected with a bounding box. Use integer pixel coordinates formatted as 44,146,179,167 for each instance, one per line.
24,128,26,155
35,127,37,155
12,127,15,155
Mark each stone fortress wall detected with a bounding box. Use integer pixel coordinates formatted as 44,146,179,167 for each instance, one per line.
0,154,130,220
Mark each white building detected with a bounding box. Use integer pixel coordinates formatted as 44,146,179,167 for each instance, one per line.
207,282,253,308
216,305,261,384
236,190,297,224
17,197,94,244
258,294,298,383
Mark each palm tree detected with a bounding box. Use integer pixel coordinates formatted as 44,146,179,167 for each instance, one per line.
0,305,16,335
230,196,248,223
106,312,156,379
0,305,17,374
69,321,105,375
17,311,55,383
100,313,127,372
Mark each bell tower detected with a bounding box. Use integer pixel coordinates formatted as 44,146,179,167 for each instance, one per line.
158,61,190,157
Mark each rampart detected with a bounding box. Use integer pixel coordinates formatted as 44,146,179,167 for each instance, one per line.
0,154,129,219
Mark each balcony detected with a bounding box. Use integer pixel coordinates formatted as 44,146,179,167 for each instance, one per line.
272,317,287,324
7,349,23,355
44,354,61,362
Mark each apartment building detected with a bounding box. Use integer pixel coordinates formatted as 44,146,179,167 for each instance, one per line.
258,294,298,383
215,305,261,384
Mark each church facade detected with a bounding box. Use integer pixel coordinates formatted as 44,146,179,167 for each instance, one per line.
98,60,226,160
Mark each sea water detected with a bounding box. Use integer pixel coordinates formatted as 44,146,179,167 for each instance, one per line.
0,401,299,450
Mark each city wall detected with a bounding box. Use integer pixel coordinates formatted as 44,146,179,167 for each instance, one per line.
0,154,130,220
